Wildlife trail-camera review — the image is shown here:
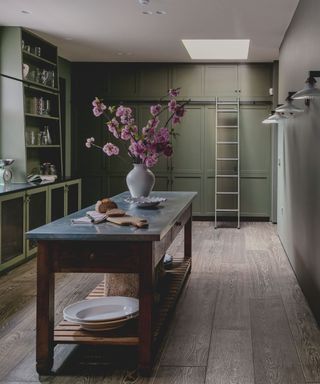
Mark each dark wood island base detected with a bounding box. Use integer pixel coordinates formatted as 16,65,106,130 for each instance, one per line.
31,192,196,376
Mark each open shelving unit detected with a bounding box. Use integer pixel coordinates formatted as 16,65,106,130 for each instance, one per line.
0,27,63,182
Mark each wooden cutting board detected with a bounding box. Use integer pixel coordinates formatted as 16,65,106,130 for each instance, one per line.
107,215,148,228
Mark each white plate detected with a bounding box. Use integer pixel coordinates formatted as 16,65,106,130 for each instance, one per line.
125,196,166,208
63,297,139,322
63,311,139,325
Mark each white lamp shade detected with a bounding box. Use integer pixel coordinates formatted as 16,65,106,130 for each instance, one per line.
275,100,304,113
262,113,283,124
292,79,320,99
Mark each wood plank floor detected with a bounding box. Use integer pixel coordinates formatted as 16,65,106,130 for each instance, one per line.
1,222,320,383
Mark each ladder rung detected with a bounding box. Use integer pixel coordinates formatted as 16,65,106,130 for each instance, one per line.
217,141,238,144
217,109,238,112
216,209,239,212
216,192,238,195
217,126,238,128
217,101,239,105
216,158,238,161
216,175,238,177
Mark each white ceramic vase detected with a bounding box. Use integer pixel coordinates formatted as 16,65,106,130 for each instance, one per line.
126,163,155,198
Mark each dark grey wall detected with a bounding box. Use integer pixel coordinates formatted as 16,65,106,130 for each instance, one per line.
278,0,320,321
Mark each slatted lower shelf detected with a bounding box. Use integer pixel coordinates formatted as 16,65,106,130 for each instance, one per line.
54,257,191,346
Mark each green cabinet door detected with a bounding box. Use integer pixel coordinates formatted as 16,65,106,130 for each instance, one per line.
204,65,238,97
172,176,202,215
171,65,204,98
172,106,203,174
238,64,272,100
49,183,65,221
240,106,271,218
139,66,169,98
66,179,81,214
109,65,138,98
25,186,48,257
0,191,26,271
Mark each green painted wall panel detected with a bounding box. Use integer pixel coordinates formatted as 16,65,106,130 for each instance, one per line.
171,65,204,98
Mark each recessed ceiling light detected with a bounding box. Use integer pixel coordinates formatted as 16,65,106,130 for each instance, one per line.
142,10,153,14
117,52,124,56
182,39,250,60
21,10,32,14
156,10,167,15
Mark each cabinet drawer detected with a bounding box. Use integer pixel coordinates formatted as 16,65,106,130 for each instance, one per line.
171,205,191,241
51,242,140,273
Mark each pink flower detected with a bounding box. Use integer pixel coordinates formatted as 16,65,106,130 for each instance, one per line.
92,98,106,117
168,99,177,113
150,104,162,116
174,105,186,117
129,140,146,157
145,154,158,168
168,88,180,97
158,127,170,143
172,115,181,125
120,126,132,141
148,117,160,129
85,137,95,148
107,118,119,138
102,143,119,156
163,144,173,157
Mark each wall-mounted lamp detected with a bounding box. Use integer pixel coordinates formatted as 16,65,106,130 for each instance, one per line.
292,71,320,106
276,92,304,116
262,111,285,124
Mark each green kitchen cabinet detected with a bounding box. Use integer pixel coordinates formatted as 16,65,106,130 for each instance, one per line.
172,106,204,174
172,176,202,215
0,191,26,272
238,64,272,100
171,65,204,98
109,65,139,98
204,65,238,97
25,186,48,257
240,177,271,217
49,179,81,221
240,106,271,174
139,66,170,98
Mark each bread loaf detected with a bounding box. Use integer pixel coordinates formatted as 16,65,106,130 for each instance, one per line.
95,198,117,213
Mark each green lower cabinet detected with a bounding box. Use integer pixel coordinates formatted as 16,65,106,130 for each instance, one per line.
240,177,270,217
0,191,26,272
172,175,202,215
25,186,48,258
0,179,82,274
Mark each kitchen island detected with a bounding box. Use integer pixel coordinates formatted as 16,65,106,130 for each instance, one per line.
27,191,196,376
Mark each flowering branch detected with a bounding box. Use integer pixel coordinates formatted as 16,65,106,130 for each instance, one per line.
85,88,189,168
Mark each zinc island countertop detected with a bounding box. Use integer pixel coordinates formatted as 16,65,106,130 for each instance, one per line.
26,191,197,242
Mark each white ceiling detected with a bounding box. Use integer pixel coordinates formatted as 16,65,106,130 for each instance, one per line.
0,0,299,62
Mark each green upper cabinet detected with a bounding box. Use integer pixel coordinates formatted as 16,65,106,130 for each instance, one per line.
109,64,139,98
139,66,169,98
238,64,272,100
171,65,204,98
0,27,23,80
172,106,203,174
239,106,271,175
204,65,238,97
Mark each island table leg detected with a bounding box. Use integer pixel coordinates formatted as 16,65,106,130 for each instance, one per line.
138,243,155,376
36,241,55,375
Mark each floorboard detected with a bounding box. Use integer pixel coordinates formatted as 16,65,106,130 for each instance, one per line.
205,329,254,384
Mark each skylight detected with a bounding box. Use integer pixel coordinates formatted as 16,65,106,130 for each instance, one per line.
182,39,250,60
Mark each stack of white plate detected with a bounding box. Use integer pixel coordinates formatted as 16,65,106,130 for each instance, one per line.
63,296,139,331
